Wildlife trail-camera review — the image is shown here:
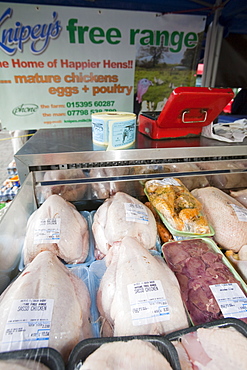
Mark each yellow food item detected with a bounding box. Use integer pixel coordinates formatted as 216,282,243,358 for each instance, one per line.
145,178,211,234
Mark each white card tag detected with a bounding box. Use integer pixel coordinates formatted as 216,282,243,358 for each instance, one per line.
34,218,61,244
230,204,247,222
128,280,170,326
124,203,148,224
210,283,247,319
1,299,54,352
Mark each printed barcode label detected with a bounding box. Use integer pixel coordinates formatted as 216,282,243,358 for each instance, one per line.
34,218,61,244
128,280,170,326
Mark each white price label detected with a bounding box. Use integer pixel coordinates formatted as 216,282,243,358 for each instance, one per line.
160,178,180,186
1,299,54,352
34,218,61,244
230,204,247,222
124,203,148,224
128,280,170,326
210,283,247,319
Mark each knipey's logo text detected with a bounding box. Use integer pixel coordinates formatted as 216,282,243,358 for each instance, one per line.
12,104,38,116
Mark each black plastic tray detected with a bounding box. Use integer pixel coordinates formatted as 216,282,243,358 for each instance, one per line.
165,317,247,341
0,347,65,370
67,335,181,370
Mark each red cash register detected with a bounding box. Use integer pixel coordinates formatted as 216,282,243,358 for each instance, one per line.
138,87,234,139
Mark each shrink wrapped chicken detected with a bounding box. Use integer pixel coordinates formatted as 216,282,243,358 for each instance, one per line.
23,194,89,265
170,322,247,370
42,169,87,202
197,161,247,189
169,163,209,191
89,167,133,199
162,239,247,326
77,339,173,370
192,187,247,251
97,236,189,337
0,251,92,362
230,188,247,208
144,178,211,235
92,192,157,258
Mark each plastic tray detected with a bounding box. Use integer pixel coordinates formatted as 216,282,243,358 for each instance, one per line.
67,264,99,339
165,317,247,341
164,237,247,295
67,335,181,370
162,238,247,325
91,210,162,254
144,188,215,238
19,211,95,272
0,347,65,370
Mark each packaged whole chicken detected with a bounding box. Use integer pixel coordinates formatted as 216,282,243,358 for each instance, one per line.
89,167,133,199
168,163,209,191
144,178,213,236
71,339,175,370
92,192,157,258
23,194,89,265
0,251,92,362
191,187,247,252
167,319,247,370
0,347,65,370
42,169,87,202
162,238,247,326
197,161,247,189
97,236,189,337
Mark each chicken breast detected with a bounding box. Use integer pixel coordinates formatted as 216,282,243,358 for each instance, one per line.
97,236,189,336
92,192,157,258
0,251,92,361
177,326,247,370
78,339,172,370
23,194,89,265
192,187,247,251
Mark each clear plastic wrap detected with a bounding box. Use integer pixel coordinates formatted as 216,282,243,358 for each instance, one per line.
166,318,247,370
67,335,181,370
144,178,214,237
191,186,247,252
22,195,90,265
0,251,93,363
162,238,247,326
91,192,158,258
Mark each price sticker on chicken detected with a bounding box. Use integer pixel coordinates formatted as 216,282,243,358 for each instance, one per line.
209,283,247,319
230,204,247,222
1,299,54,352
128,280,170,326
34,218,61,244
124,203,149,224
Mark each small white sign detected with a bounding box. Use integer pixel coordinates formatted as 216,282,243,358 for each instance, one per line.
124,203,149,224
1,299,54,352
34,218,61,244
210,283,247,319
128,280,170,326
230,204,247,222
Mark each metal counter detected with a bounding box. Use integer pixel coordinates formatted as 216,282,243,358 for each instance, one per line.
15,127,247,184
